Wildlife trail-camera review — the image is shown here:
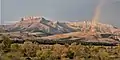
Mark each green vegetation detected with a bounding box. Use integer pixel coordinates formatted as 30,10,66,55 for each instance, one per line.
0,36,120,60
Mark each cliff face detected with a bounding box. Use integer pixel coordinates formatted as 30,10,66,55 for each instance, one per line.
1,16,119,34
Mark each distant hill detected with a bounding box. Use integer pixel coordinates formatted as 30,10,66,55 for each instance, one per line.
0,16,119,34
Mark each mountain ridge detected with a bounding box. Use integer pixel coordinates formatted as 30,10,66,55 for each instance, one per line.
0,16,119,34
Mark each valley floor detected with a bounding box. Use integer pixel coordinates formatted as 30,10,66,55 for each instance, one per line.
0,40,120,60
0,34,120,60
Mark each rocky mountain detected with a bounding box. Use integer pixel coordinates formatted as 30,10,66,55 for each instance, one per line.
1,16,75,34
0,16,119,34
1,16,120,45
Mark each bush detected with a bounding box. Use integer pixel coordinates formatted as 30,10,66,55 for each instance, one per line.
0,36,12,53
21,41,38,57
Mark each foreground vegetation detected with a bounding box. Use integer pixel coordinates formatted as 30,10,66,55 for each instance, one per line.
0,36,120,60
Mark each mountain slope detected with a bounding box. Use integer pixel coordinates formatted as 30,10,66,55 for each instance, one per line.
1,16,119,35
3,16,75,34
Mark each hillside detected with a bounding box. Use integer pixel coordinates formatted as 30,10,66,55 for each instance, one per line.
0,16,119,35
2,16,75,34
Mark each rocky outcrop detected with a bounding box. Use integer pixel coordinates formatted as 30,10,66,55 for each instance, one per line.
3,16,74,34
0,16,119,35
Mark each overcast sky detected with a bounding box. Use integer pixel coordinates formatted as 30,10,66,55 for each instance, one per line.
1,0,120,27
0,0,1,24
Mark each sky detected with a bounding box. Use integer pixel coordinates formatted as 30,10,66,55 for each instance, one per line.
0,0,1,24
1,0,120,27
